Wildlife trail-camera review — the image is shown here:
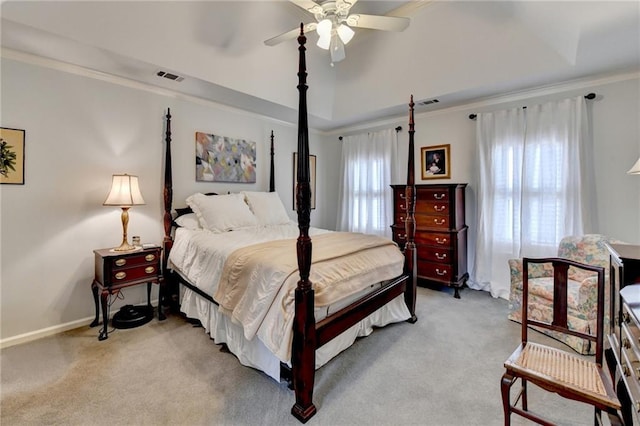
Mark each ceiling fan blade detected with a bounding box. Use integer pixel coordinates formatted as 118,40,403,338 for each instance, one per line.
264,23,318,46
289,0,324,15
346,14,410,32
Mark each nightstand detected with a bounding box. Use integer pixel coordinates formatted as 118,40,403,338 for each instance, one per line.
90,246,164,341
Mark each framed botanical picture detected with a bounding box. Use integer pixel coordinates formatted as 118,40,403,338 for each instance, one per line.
0,127,25,185
421,144,450,180
292,153,316,210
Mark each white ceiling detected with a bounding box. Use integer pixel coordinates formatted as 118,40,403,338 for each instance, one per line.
2,1,639,132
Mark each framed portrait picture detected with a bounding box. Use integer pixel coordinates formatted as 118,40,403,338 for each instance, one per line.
421,144,450,180
292,153,316,210
0,127,25,185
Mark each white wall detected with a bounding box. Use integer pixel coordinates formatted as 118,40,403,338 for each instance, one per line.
0,56,332,345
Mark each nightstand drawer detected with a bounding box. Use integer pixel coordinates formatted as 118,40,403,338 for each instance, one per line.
110,264,159,283
110,252,159,269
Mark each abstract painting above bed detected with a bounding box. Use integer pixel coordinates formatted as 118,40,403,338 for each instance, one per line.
195,131,256,183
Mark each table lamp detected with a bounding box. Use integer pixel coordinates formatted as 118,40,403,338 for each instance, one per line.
103,174,145,251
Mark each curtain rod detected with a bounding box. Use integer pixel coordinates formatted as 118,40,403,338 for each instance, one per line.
338,126,402,141
468,92,597,120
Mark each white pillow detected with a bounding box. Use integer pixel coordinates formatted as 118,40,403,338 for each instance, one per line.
242,191,291,226
174,213,201,230
186,192,257,232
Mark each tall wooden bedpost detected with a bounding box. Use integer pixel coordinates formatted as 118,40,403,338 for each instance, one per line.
404,97,418,323
291,24,317,423
269,130,275,192
160,108,173,319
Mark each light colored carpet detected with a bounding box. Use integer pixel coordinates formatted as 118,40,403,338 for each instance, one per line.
1,286,601,425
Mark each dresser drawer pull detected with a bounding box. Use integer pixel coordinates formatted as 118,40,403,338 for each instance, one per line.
399,193,406,200
435,253,447,260
623,337,631,349
145,254,156,262
433,193,445,200
398,234,407,239
399,204,406,211
434,205,446,212
115,259,127,267
399,217,405,222
115,272,127,280
433,219,445,226
435,237,448,245
435,269,448,276
145,266,155,274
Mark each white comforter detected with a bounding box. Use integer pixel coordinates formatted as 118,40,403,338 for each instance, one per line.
169,223,405,361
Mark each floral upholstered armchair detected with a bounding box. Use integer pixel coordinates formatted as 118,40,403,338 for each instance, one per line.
507,234,621,355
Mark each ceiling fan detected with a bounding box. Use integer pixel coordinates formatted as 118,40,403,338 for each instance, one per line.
264,0,410,65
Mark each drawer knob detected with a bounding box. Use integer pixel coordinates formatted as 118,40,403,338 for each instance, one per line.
435,269,447,276
435,253,447,260
399,204,406,210
434,205,446,212
115,272,126,280
433,219,445,226
434,193,445,200
145,266,155,274
115,259,127,267
145,254,156,262
435,237,447,245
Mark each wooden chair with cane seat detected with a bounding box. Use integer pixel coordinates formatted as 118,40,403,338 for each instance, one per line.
501,257,622,425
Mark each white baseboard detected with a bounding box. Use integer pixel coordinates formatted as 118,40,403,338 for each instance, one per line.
0,317,95,349
0,299,161,349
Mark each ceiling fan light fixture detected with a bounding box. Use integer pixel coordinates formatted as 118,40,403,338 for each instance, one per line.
337,24,354,45
317,34,331,50
316,18,332,38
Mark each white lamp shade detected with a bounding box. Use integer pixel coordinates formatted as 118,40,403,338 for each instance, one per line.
317,34,331,50
628,157,640,175
316,19,331,38
103,174,146,206
337,24,354,45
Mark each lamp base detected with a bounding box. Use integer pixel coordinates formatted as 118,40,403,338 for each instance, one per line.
113,240,137,251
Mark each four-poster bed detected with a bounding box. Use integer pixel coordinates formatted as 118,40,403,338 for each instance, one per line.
161,26,418,423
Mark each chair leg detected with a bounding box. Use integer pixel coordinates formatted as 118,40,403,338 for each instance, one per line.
501,372,514,426
522,378,528,411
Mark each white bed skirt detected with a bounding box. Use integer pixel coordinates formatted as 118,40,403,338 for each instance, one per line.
180,288,410,382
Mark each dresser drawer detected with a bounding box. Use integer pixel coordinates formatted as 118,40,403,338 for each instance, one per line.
416,200,450,216
414,231,453,248
417,245,452,264
417,187,450,202
417,260,452,281
417,214,450,229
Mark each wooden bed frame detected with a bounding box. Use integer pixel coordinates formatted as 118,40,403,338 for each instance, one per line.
160,25,417,424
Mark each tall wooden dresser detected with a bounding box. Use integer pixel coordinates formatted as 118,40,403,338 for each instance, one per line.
391,183,468,298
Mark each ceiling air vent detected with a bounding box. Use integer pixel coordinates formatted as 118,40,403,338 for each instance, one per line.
418,98,440,106
156,70,184,82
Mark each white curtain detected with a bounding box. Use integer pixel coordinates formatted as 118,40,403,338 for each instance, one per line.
337,129,397,238
470,96,591,299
